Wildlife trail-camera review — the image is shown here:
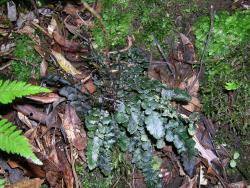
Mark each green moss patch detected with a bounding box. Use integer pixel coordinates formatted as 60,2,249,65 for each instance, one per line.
11,35,41,81
193,10,250,179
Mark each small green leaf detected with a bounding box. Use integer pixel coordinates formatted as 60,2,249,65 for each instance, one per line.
0,178,5,188
173,135,184,150
127,109,140,134
141,134,149,142
128,117,138,134
233,152,240,160
165,130,174,142
162,88,191,102
224,82,240,90
145,112,164,139
87,137,102,170
115,112,129,124
156,139,165,149
152,156,162,170
118,133,129,152
230,159,237,168
188,126,196,136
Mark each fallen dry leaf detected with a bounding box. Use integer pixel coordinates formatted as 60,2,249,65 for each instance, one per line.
81,80,96,94
180,33,197,64
48,17,57,35
51,50,82,76
199,165,208,186
194,136,219,166
40,59,48,78
186,74,199,97
179,176,197,188
182,74,201,112
56,146,74,188
182,96,201,112
53,31,86,52
17,112,33,129
14,105,47,125
8,178,44,188
26,93,62,104
63,4,80,17
50,15,88,52
61,104,87,151
43,142,74,188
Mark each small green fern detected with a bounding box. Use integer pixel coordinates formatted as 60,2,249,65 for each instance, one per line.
0,80,51,104
0,79,50,165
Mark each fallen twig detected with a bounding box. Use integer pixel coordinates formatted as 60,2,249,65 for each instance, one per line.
187,5,215,92
151,32,175,78
82,1,110,52
108,36,134,55
0,62,11,70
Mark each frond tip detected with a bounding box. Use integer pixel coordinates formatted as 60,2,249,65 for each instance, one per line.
0,119,42,165
0,80,51,104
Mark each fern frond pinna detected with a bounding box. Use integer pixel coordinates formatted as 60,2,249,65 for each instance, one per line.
0,80,51,104
0,119,42,165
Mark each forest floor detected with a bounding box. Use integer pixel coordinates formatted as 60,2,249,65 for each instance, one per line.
0,0,249,188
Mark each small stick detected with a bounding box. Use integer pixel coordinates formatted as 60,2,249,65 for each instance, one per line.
188,5,215,92
0,62,11,70
82,1,110,52
108,36,134,55
151,32,175,78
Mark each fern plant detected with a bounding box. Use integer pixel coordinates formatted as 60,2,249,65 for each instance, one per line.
85,49,197,187
86,78,196,187
0,79,51,165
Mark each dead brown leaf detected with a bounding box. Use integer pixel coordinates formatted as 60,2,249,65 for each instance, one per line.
39,131,74,188
179,176,197,188
53,31,87,52
182,96,201,112
61,104,87,151
186,75,199,97
180,33,197,64
14,105,47,125
194,136,219,166
56,146,74,188
26,93,62,104
160,168,171,184
182,74,201,112
17,112,33,129
40,59,48,78
7,178,44,188
51,50,82,76
63,4,80,17
81,80,96,94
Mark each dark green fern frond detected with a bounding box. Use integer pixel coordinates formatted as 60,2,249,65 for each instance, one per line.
0,80,51,104
0,119,42,165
